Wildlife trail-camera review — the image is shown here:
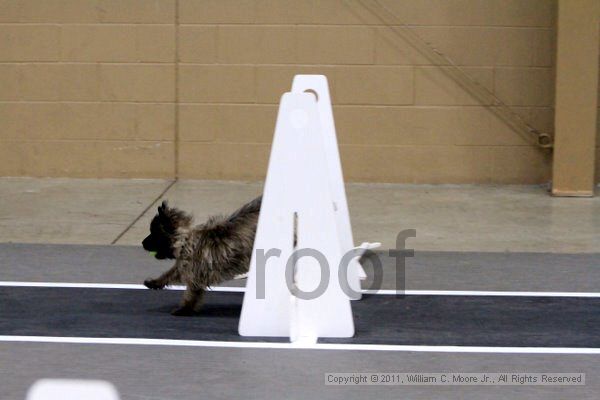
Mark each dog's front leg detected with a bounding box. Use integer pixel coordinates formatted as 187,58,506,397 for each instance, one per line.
144,262,181,290
171,287,205,316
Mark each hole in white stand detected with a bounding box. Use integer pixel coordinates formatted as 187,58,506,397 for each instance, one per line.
303,89,319,101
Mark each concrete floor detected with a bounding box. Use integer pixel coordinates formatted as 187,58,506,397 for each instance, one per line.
2,343,597,400
2,242,600,400
2,178,600,400
2,177,600,252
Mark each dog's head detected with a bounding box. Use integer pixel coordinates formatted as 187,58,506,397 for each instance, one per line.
142,200,192,259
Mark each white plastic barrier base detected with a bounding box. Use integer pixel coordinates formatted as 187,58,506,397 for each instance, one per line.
239,75,379,341
27,380,120,400
239,91,354,339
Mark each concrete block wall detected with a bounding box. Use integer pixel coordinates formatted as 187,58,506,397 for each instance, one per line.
0,0,176,178
0,0,558,183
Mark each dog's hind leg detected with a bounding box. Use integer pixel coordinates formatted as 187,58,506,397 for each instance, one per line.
171,287,205,316
144,262,181,290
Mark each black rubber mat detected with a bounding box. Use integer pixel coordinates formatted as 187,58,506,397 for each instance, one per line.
1,287,599,347
5,243,600,292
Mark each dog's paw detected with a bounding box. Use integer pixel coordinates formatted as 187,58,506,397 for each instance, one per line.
171,306,196,316
144,279,165,290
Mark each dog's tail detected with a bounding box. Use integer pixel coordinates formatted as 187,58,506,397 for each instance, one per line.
227,195,262,222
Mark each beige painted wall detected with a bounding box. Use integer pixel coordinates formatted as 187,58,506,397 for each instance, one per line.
0,0,558,183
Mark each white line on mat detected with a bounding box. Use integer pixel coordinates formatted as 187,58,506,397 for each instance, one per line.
1,281,599,297
0,335,599,354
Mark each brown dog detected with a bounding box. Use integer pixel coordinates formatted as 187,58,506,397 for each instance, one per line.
142,196,261,315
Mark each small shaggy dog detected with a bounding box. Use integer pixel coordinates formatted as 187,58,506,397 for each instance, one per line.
142,196,261,316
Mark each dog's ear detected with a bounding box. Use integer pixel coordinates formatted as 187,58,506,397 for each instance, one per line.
158,200,169,214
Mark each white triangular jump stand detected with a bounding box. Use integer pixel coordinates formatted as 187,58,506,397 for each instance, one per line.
291,76,380,299
239,75,379,341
